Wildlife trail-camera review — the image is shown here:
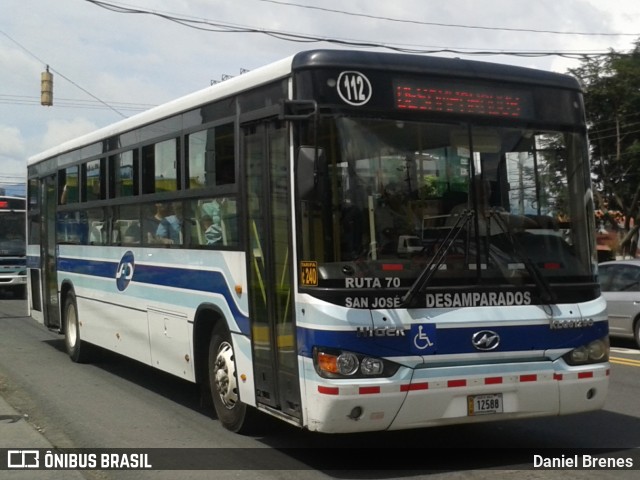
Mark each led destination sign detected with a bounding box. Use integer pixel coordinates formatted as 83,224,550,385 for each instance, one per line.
395,80,532,118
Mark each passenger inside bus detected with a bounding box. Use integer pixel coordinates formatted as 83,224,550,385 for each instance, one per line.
122,220,141,244
142,202,168,243
60,184,68,205
199,198,232,246
199,215,222,245
156,202,183,244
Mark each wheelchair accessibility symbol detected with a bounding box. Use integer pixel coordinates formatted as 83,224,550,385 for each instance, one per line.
413,324,436,351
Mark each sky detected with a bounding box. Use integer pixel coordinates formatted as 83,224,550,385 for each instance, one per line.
1,0,640,196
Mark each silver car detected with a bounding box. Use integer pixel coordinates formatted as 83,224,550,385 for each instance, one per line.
598,259,640,348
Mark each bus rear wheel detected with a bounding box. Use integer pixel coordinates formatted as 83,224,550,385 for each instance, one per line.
63,291,93,363
208,326,258,433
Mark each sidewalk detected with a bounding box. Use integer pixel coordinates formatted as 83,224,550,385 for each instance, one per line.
0,394,85,479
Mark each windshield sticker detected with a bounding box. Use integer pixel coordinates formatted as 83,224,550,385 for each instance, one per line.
426,291,532,308
336,71,372,106
300,261,318,286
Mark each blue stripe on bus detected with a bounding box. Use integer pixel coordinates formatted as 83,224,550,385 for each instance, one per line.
296,321,609,359
56,256,250,334
58,257,118,278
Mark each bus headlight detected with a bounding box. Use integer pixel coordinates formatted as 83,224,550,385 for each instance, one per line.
313,347,399,378
360,357,384,375
336,352,359,376
562,336,609,366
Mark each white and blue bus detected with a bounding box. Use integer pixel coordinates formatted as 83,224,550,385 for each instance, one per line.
0,195,27,298
27,49,609,434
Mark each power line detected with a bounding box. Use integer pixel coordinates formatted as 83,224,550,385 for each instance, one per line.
257,0,640,37
590,128,640,142
83,0,615,59
589,120,640,137
0,94,154,112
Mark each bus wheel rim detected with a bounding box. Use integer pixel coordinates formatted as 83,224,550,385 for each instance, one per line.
67,305,77,347
214,341,238,409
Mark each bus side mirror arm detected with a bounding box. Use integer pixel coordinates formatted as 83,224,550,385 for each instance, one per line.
280,100,317,120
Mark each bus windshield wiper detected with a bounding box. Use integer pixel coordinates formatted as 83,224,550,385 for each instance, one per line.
489,209,556,304
401,210,473,308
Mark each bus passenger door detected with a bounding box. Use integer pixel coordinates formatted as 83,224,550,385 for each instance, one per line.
243,120,301,420
41,175,60,329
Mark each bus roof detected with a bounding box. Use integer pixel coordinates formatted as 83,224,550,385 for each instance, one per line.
291,50,582,90
28,49,581,166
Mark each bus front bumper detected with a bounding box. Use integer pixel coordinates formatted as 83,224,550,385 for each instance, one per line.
302,359,610,434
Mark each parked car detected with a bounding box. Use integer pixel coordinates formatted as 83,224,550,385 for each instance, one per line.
598,259,640,348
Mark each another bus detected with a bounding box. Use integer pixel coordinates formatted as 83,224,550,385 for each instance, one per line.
0,195,26,298
26,49,609,434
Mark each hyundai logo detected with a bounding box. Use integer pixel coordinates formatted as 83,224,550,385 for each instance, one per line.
472,330,500,351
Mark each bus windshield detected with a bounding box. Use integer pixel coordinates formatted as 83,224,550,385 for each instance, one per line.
298,116,595,306
0,211,25,256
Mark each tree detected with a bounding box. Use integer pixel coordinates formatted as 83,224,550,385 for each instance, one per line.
570,39,640,256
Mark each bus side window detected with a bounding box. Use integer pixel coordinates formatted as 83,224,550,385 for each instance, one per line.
190,197,238,248
87,208,106,245
154,201,183,245
59,166,79,205
199,199,223,246
56,211,86,244
90,221,105,244
187,123,235,190
112,205,140,245
220,198,238,246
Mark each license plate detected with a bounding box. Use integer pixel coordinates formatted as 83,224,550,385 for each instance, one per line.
467,393,503,416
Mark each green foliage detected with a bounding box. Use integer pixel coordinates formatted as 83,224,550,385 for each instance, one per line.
569,39,640,254
419,175,440,198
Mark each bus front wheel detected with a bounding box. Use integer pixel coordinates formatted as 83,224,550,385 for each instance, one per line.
208,326,258,433
63,292,92,363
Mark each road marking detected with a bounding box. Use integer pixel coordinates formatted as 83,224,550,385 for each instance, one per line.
610,347,640,355
610,356,640,367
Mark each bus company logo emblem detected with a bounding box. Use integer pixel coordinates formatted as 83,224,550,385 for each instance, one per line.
336,71,372,106
116,250,135,291
472,330,500,351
